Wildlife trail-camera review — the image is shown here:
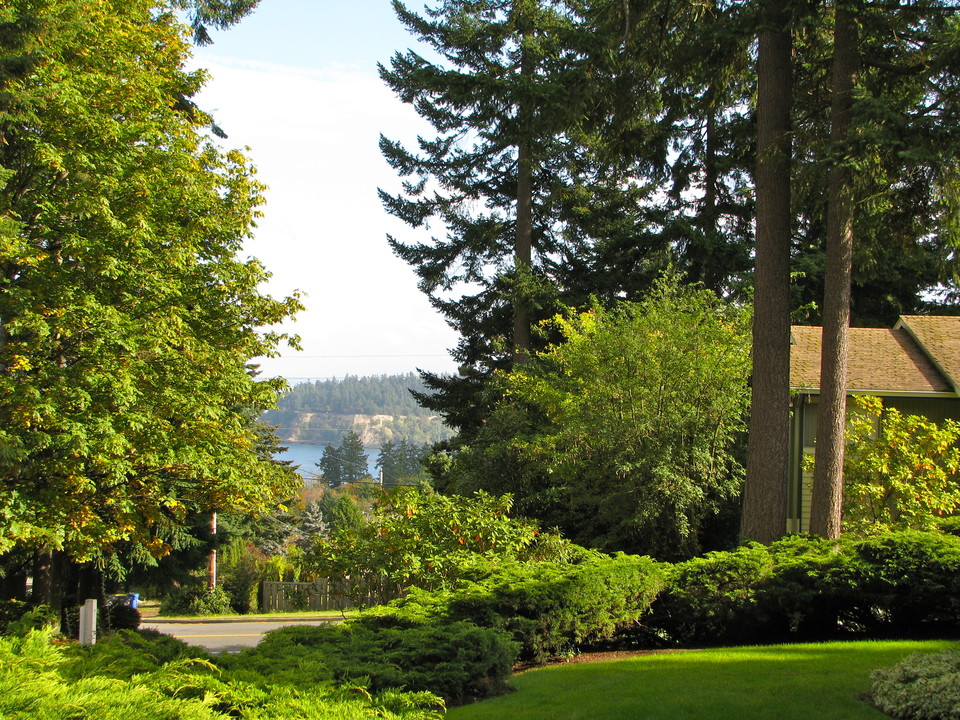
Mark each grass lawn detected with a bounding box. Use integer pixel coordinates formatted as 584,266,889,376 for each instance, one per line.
448,640,960,720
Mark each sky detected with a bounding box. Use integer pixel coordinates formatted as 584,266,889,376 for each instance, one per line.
189,0,460,382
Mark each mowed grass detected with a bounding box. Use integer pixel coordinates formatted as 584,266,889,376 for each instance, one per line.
448,640,960,720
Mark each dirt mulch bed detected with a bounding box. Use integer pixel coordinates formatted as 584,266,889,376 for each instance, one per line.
516,648,689,673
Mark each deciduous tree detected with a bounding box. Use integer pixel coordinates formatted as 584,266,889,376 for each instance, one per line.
305,486,541,596
842,397,960,534
450,278,752,559
0,0,301,570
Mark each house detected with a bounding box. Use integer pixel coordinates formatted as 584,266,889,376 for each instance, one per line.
788,315,960,533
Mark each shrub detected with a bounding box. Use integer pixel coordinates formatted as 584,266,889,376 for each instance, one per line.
160,586,233,616
0,600,29,634
870,650,960,719
364,553,666,663
5,605,59,636
648,542,776,645
759,535,860,639
305,486,542,600
222,620,517,705
849,531,960,635
0,629,443,720
646,531,960,646
0,601,59,636
220,540,269,614
59,597,141,639
59,629,211,680
843,396,960,534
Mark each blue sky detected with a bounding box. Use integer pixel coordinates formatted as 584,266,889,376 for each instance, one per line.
190,0,459,382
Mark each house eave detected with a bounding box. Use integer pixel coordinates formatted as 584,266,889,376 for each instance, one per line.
791,388,959,399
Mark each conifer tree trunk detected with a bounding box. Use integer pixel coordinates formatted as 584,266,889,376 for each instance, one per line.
741,0,792,544
810,3,858,539
513,15,534,363
514,136,533,361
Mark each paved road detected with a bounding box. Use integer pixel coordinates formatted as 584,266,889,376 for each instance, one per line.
140,618,336,653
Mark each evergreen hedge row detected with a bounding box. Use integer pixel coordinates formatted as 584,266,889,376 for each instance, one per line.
362,552,666,663
648,531,960,646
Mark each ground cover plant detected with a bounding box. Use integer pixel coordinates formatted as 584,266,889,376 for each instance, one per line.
445,641,960,720
220,620,517,705
870,648,960,719
0,629,444,720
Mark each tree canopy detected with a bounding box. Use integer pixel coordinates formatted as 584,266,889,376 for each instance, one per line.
318,431,371,487
446,278,752,559
0,0,301,564
382,0,960,548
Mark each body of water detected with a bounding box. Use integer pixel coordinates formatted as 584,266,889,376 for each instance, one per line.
276,442,380,482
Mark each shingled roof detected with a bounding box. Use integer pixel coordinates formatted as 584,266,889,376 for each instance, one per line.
790,320,958,395
896,316,960,395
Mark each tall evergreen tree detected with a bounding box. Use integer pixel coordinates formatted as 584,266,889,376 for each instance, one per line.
382,0,760,438
741,0,793,544
174,0,261,45
809,1,859,539
790,0,960,326
318,432,370,486
380,0,612,434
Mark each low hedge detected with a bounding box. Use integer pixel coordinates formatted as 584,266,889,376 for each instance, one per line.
648,531,960,646
221,620,517,705
364,552,666,663
159,585,232,616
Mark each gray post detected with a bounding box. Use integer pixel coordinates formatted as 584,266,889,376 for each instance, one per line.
79,598,97,645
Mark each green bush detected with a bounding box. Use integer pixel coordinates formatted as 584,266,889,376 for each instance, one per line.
222,620,517,705
649,542,775,645
160,586,233,616
59,629,211,680
760,535,858,639
220,541,269,614
0,628,444,719
870,650,960,719
647,531,960,646
0,600,29,634
364,553,665,663
59,598,141,640
850,531,960,635
0,601,59,636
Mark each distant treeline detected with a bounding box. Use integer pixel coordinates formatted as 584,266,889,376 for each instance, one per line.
273,373,436,415
262,373,451,446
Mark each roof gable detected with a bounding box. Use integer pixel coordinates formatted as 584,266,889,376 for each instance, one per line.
896,315,960,395
790,323,954,395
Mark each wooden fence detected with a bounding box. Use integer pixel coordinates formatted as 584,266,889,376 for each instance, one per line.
261,576,399,613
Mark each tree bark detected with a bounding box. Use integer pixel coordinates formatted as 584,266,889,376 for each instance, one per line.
31,551,54,605
809,3,858,539
741,0,793,544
